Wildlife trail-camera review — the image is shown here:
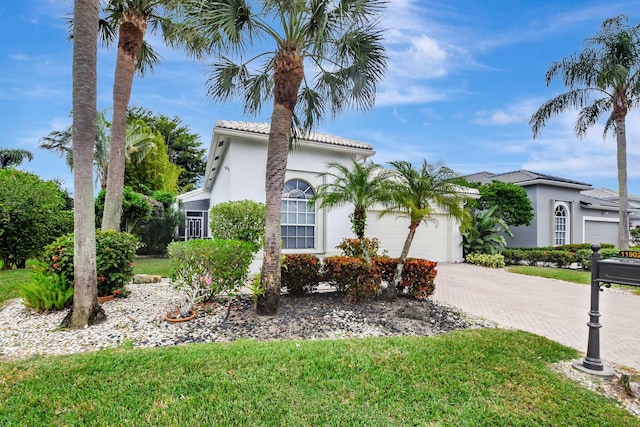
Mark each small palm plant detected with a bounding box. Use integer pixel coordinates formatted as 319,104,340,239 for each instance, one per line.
462,206,513,256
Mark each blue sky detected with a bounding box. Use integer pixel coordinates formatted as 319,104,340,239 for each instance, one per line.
2,0,640,195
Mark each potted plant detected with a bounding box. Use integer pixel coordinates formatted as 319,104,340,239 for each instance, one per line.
166,275,211,323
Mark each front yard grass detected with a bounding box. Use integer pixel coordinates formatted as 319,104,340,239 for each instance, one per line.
507,265,640,295
0,329,638,426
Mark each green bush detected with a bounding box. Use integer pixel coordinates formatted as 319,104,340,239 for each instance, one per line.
503,249,525,265
336,237,380,259
631,227,640,246
167,239,255,299
41,230,138,297
18,262,73,311
209,200,266,251
281,254,322,296
0,169,73,269
466,253,505,268
576,247,622,270
374,257,438,300
323,256,381,302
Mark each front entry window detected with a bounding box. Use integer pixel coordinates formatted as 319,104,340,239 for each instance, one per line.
554,204,568,246
281,179,315,249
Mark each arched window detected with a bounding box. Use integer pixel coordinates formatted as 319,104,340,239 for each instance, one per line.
281,179,315,249
554,203,569,246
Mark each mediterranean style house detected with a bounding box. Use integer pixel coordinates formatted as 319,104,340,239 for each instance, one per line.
177,120,476,263
464,170,640,248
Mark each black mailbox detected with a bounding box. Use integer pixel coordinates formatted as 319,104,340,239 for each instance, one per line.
597,257,640,287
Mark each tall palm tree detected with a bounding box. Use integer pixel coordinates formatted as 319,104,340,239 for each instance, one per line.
40,112,155,189
530,15,640,250
184,0,387,315
99,0,209,231
0,148,33,168
62,0,105,328
382,160,469,299
312,159,390,262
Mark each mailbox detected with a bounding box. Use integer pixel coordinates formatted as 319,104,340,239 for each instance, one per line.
597,257,640,287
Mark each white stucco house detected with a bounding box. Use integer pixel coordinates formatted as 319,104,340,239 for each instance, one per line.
177,120,474,263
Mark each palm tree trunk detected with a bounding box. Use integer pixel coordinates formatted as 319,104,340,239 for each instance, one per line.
62,0,105,328
615,116,629,249
257,43,303,316
385,221,419,300
101,12,146,231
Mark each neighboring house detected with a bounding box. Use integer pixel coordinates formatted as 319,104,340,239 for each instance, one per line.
177,120,473,263
465,170,640,248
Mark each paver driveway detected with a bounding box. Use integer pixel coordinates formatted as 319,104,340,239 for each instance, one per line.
433,263,640,371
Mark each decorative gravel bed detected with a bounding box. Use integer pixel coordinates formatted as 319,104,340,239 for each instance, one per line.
0,279,492,361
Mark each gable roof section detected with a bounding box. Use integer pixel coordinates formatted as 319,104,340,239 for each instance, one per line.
464,169,592,190
201,120,375,192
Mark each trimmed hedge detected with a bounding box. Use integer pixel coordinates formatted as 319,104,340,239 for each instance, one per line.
323,256,381,302
374,257,438,300
281,254,322,296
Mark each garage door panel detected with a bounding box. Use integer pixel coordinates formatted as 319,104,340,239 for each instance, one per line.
366,211,451,261
585,220,618,246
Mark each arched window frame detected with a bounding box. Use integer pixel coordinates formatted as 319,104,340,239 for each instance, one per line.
554,202,570,246
281,179,316,249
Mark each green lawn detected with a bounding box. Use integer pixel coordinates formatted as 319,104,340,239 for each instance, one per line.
507,265,640,295
0,329,637,426
132,256,171,277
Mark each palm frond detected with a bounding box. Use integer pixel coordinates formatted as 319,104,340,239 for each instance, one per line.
530,89,593,138
575,97,611,137
205,57,250,102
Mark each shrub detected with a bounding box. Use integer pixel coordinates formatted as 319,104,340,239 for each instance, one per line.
167,239,255,299
0,169,73,269
374,257,437,300
18,262,73,311
545,250,575,268
631,227,640,246
503,249,525,265
398,258,438,299
336,238,380,259
281,254,322,296
323,256,381,302
209,200,266,251
466,253,505,268
576,247,622,270
41,230,138,296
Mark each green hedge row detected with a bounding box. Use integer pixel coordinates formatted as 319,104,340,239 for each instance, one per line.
280,255,438,302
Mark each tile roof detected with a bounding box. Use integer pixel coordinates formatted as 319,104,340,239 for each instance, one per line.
215,120,374,151
464,169,591,188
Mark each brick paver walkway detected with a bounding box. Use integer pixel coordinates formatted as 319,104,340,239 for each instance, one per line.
433,263,640,371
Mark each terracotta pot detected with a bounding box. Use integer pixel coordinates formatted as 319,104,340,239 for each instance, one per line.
98,294,114,304
165,310,196,323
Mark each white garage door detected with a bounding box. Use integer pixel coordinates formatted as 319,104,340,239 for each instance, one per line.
366,211,458,262
585,220,619,246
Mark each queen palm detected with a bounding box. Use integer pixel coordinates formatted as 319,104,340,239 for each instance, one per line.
63,0,105,328
185,0,387,315
382,160,469,300
0,148,33,168
530,15,640,250
312,159,390,262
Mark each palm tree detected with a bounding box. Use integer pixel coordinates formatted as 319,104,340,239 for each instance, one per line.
530,15,640,250
0,148,33,168
382,160,469,299
312,159,390,262
62,0,105,328
40,112,155,189
99,0,209,231
185,0,387,315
